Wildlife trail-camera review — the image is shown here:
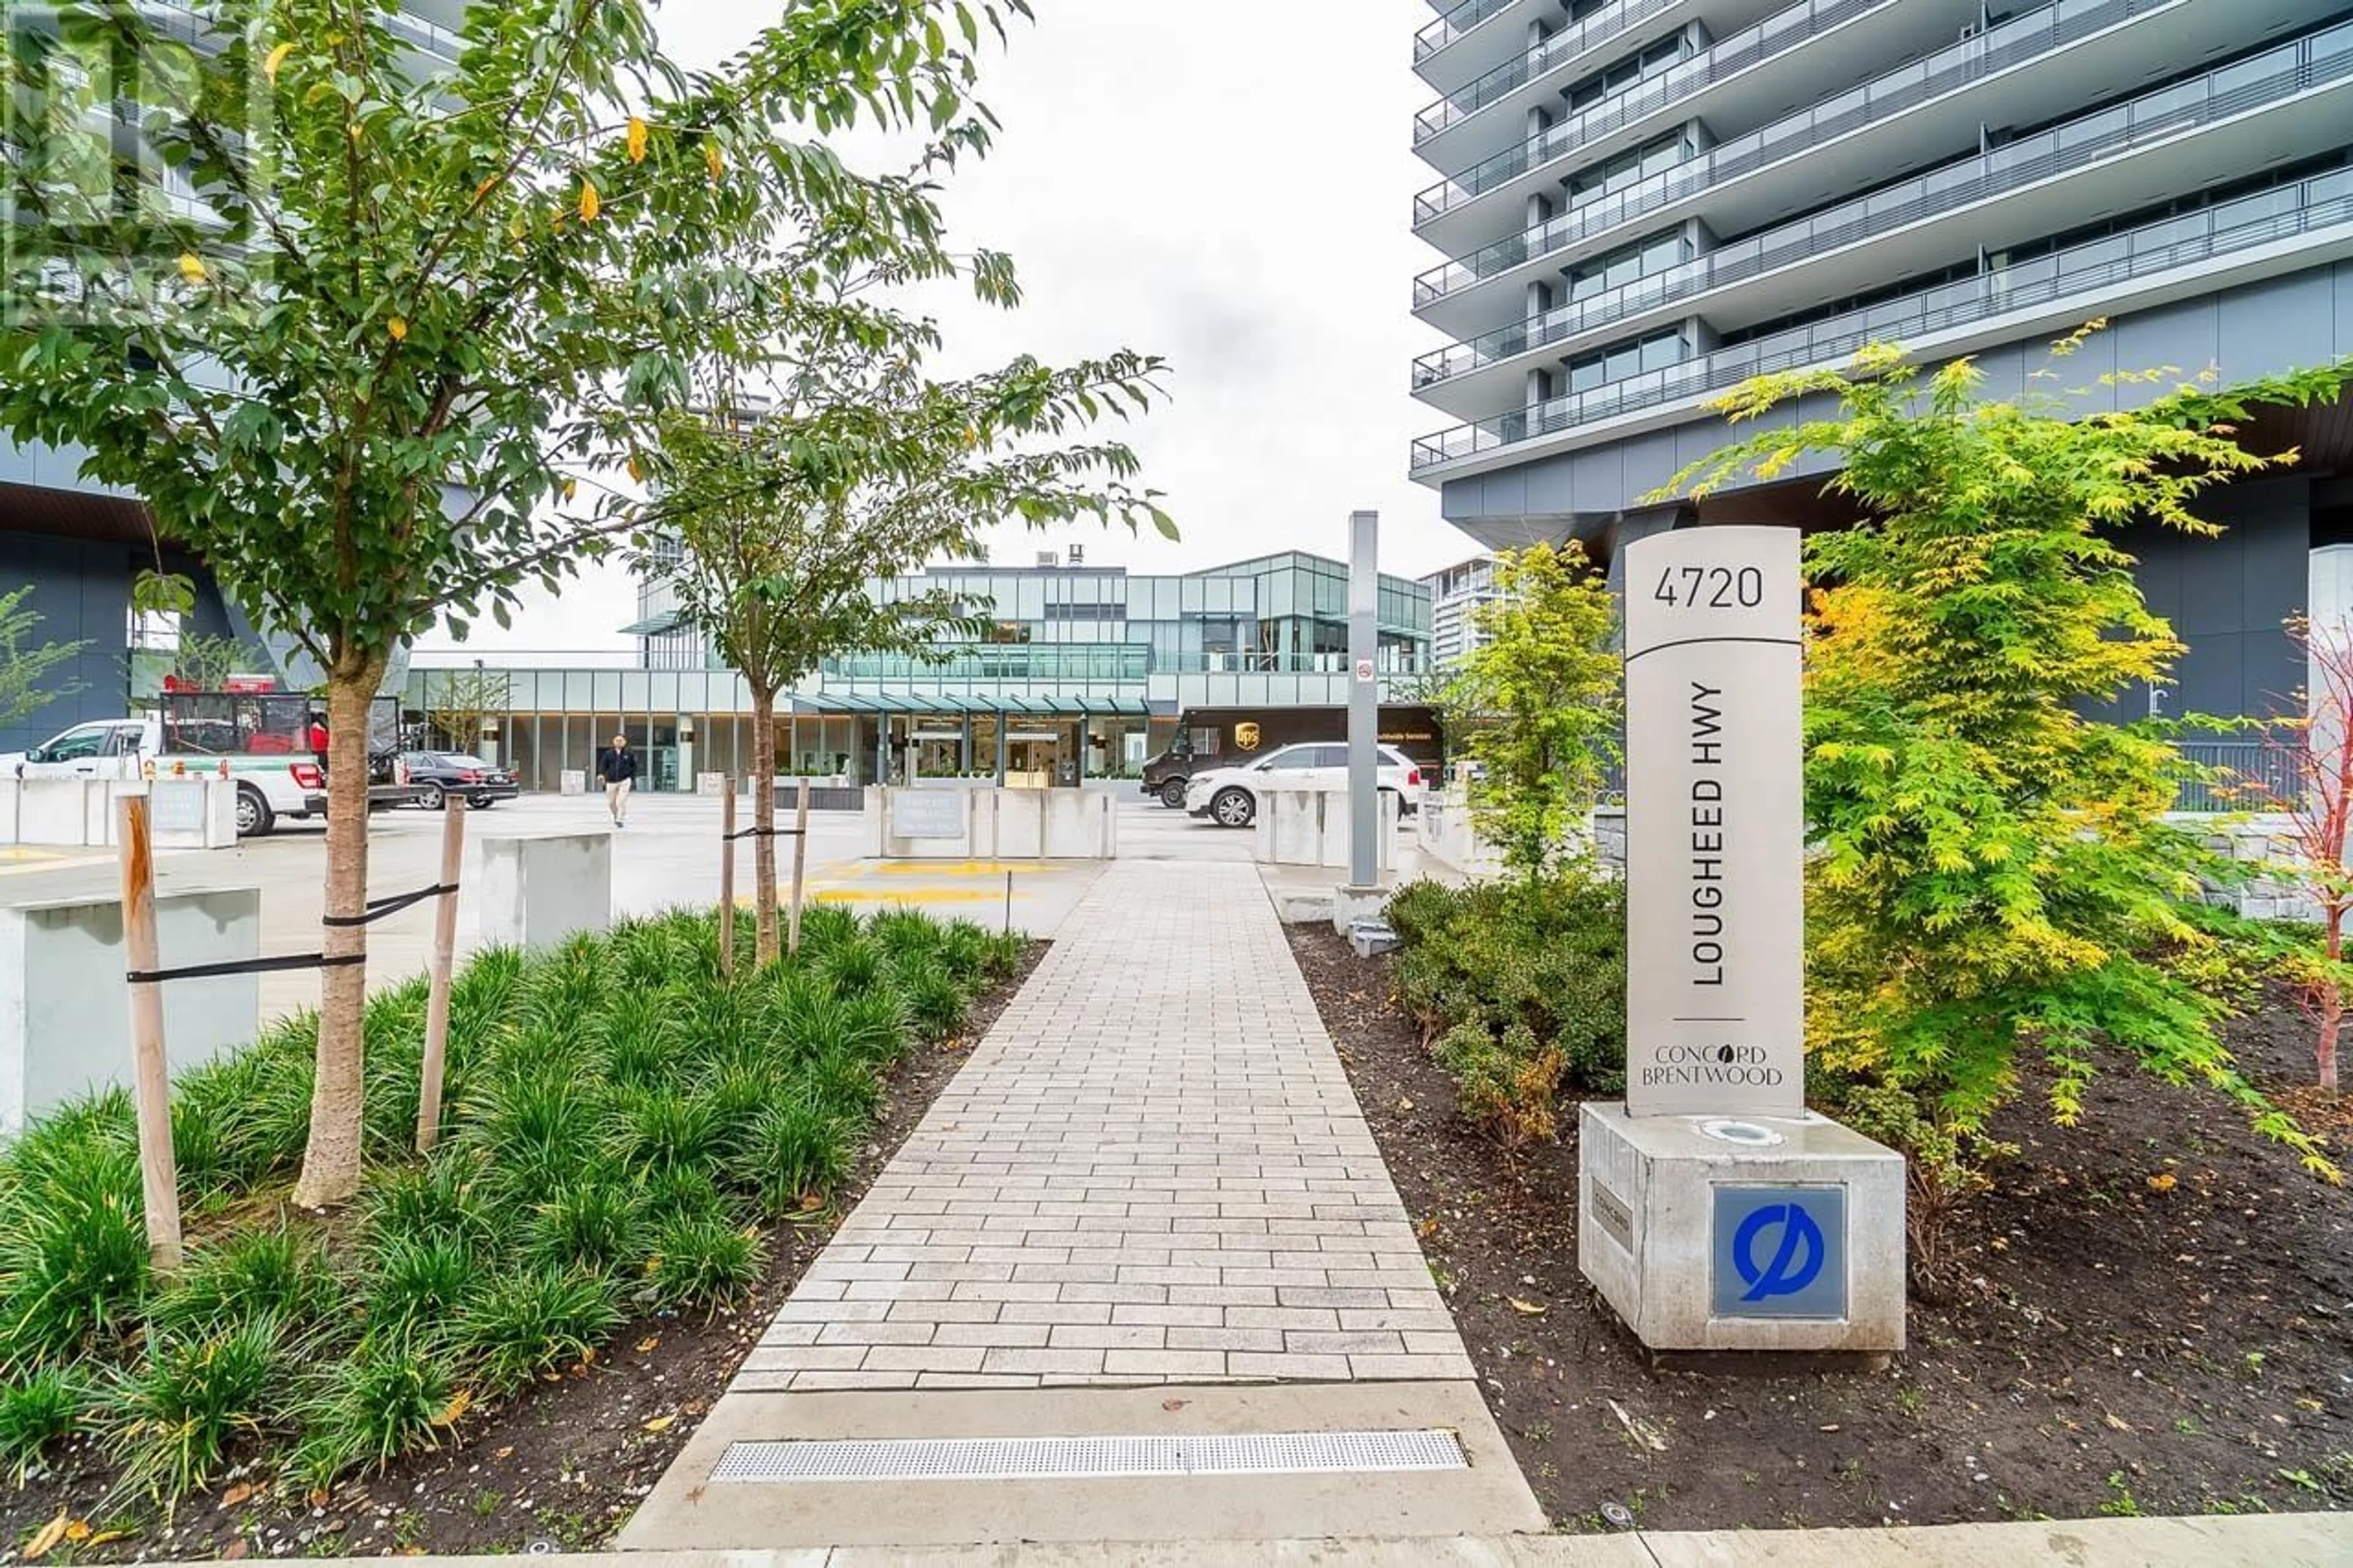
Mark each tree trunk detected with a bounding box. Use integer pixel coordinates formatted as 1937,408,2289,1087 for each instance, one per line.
750,686,779,967
291,653,388,1210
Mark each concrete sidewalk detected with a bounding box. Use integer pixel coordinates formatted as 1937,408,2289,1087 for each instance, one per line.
171,1513,2353,1566
620,860,1544,1548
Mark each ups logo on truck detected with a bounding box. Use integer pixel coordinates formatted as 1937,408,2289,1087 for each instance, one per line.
1234,722,1262,751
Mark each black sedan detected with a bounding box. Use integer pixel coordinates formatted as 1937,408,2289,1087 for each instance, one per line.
398,751,519,811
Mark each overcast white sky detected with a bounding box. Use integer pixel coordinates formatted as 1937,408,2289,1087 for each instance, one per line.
426,0,1464,652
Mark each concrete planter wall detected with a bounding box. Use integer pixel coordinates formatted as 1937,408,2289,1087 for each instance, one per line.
0,885,260,1137
1413,786,1626,881
862,786,1118,860
2170,811,2327,922
1251,789,1398,871
0,778,237,850
477,831,613,952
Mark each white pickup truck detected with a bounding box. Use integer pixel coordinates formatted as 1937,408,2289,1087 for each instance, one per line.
1,694,423,836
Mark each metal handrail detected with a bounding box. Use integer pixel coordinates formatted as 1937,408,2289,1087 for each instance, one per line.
1411,172,2353,469
1415,0,1529,64
1415,0,1686,140
1415,0,1885,213
1412,0,2164,232
1412,18,2349,387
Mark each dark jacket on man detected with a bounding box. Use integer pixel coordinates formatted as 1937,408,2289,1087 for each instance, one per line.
596,746,638,784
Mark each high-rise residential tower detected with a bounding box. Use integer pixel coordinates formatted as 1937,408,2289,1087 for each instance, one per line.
1408,0,2353,718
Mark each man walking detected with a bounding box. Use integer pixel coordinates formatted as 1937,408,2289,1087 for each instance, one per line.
596,732,638,828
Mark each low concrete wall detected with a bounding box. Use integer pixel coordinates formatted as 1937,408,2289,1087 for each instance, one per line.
2174,811,2324,922
0,885,260,1137
477,832,613,953
1252,789,1397,871
0,778,238,850
862,787,1119,860
1412,788,1626,881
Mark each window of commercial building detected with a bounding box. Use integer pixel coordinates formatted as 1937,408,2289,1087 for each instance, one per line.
1567,127,1692,204
1563,32,1688,116
1564,326,1688,395
1564,227,1691,302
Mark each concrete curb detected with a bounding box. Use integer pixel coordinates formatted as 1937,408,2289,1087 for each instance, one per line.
142,1511,2353,1567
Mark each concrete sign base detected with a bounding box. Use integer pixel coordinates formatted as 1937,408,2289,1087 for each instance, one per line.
1578,1102,1906,1353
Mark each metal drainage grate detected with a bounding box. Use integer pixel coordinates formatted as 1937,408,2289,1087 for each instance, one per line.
709,1429,1468,1484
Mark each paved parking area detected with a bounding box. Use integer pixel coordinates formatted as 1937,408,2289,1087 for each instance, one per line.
735,859,1472,1391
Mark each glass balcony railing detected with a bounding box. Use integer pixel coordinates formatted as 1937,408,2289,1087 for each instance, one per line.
1411,164,2353,471
1416,0,2188,229
135,0,461,59
1414,0,1895,298
1414,0,1686,142
1413,13,2351,389
1415,0,1529,65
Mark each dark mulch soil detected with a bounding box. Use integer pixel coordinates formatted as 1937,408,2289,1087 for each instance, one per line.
1287,926,2353,1532
0,943,1045,1564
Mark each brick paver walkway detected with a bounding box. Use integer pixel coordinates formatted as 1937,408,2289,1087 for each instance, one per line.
737,861,1475,1391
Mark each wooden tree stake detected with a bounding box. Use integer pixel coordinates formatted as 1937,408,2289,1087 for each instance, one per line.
787,778,812,955
415,793,468,1154
115,793,183,1273
719,781,738,979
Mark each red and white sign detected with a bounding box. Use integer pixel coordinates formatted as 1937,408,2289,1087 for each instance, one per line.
1353,658,1375,683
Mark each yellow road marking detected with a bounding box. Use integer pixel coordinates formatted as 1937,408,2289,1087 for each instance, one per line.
869,860,1038,877
811,888,1006,904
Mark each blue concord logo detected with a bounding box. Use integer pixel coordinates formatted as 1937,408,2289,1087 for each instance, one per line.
1732,1203,1824,1301
1711,1186,1846,1319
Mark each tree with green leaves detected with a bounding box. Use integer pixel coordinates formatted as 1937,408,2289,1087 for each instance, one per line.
1443,543,1621,885
0,0,1047,1207
642,338,1170,966
0,586,87,733
1662,331,2352,1197
417,667,513,754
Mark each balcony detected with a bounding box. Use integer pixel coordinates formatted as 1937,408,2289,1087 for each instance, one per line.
1409,0,2335,332
1412,13,2353,412
1412,0,1968,195
1410,0,2265,254
1410,162,2353,473
1415,0,1557,97
1413,0,1715,147
1412,0,1968,322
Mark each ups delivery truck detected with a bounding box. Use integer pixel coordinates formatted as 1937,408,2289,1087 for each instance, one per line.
1139,705,1443,808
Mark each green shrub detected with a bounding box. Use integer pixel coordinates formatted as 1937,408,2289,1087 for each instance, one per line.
454,1267,622,1393
365,1152,500,1254
608,1087,727,1175
1389,874,1627,1134
818,937,887,998
896,956,969,1042
104,1317,286,1501
0,1368,82,1477
803,1045,882,1120
526,1177,647,1273
649,1215,765,1311
362,1233,477,1336
292,1330,455,1484
733,1097,853,1214
640,1165,729,1225
154,1228,341,1336
0,1138,150,1369
795,904,859,956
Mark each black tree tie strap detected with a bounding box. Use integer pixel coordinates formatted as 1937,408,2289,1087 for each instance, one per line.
725,826,805,842
321,882,461,928
127,952,367,985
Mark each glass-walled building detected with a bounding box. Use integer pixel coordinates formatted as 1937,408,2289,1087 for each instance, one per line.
414,551,1435,793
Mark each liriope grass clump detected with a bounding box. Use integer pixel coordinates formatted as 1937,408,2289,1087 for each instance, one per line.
0,903,1021,1512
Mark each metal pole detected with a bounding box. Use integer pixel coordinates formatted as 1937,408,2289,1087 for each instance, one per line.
1347,509,1379,889
416,795,467,1151
995,712,1009,787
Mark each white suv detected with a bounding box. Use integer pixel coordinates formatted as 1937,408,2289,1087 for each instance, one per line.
1184,743,1424,829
